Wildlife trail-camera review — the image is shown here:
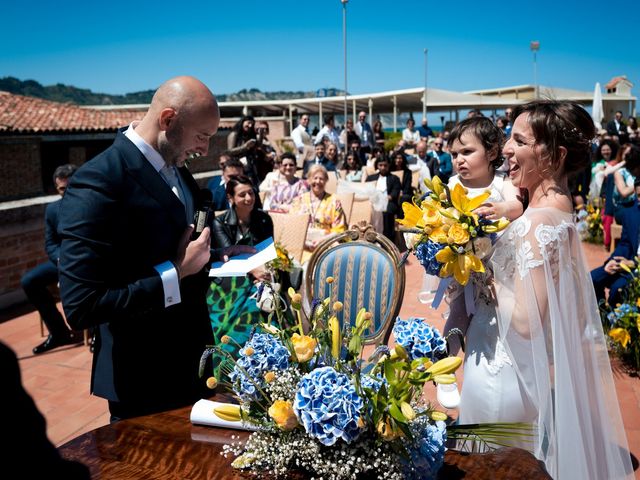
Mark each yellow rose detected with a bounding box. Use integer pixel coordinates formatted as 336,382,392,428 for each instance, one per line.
268,400,298,431
291,333,317,362
447,223,470,245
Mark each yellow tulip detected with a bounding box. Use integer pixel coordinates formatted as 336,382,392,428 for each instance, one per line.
268,400,299,431
432,374,457,384
329,315,341,359
400,402,416,421
426,356,462,376
291,333,317,362
214,404,242,422
609,328,631,349
423,176,446,198
430,411,448,422
435,245,485,286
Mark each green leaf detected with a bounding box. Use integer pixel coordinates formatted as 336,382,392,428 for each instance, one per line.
388,402,407,423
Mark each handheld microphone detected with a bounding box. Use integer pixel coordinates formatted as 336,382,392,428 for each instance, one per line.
192,189,213,239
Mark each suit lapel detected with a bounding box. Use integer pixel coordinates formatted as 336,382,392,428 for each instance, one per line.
115,133,187,230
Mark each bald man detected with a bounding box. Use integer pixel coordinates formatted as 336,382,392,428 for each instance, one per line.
59,77,226,420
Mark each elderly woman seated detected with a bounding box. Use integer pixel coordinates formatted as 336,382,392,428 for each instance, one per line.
290,164,347,254
259,152,309,212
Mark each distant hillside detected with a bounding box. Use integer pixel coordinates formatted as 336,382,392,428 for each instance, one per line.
0,77,344,105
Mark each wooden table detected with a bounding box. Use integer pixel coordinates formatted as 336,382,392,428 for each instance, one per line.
59,402,551,479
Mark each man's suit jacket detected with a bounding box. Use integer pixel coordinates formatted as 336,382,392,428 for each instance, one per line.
608,202,640,263
606,119,627,138
45,199,62,264
58,132,212,413
367,173,402,214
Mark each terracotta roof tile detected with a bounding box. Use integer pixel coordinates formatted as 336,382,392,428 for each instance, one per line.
0,91,145,133
605,76,628,90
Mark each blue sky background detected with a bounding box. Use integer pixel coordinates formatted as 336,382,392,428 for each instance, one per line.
2,0,638,99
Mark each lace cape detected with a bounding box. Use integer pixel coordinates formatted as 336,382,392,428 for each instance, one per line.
490,207,632,479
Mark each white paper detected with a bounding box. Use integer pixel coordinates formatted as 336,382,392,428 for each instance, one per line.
189,399,258,431
209,237,277,277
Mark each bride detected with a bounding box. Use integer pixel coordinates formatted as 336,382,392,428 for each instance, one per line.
452,101,633,479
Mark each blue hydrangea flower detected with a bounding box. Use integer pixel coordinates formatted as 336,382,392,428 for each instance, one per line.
360,373,386,392
229,333,290,401
294,366,363,446
392,317,447,361
414,240,445,276
403,416,447,480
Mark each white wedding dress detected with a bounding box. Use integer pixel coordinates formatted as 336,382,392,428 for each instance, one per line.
458,207,632,479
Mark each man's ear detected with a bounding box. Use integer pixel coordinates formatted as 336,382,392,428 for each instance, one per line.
159,108,176,131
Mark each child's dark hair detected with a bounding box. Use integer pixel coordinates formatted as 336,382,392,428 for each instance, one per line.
449,117,505,170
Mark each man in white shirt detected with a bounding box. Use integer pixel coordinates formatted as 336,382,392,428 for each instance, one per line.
291,114,314,167
314,114,341,148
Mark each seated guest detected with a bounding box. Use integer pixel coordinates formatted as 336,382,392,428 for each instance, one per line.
260,153,309,212
430,138,453,184
206,152,230,195
303,143,337,177
340,152,368,183
210,157,244,211
390,152,414,214
407,141,430,172
210,175,274,367
402,118,420,148
21,164,82,354
0,341,90,478
417,118,434,140
366,157,401,240
291,164,347,253
591,200,640,307
325,143,340,172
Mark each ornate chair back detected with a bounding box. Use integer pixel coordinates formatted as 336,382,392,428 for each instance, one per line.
305,223,405,345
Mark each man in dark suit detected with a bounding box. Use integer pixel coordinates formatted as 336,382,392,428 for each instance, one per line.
21,164,81,354
591,201,640,306
606,110,629,144
366,156,401,241
209,157,244,211
58,76,226,421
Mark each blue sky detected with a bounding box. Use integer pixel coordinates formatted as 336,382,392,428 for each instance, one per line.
2,0,638,98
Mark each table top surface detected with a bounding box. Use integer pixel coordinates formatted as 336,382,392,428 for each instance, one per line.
59,400,551,480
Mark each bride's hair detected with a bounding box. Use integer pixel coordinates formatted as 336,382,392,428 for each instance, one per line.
511,101,595,178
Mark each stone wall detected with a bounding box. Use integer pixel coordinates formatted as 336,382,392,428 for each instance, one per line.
0,201,50,309
0,138,42,199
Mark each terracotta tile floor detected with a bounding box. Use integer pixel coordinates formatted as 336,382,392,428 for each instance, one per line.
0,240,638,476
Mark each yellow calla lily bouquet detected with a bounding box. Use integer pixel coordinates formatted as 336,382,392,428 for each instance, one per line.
398,176,509,290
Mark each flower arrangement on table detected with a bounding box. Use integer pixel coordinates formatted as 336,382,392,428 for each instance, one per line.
576,200,603,244
397,176,509,310
601,258,640,371
199,278,528,479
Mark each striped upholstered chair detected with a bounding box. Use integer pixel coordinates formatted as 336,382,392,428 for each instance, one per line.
305,222,405,345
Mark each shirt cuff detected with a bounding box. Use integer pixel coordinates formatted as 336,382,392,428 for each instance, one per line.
153,261,181,307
